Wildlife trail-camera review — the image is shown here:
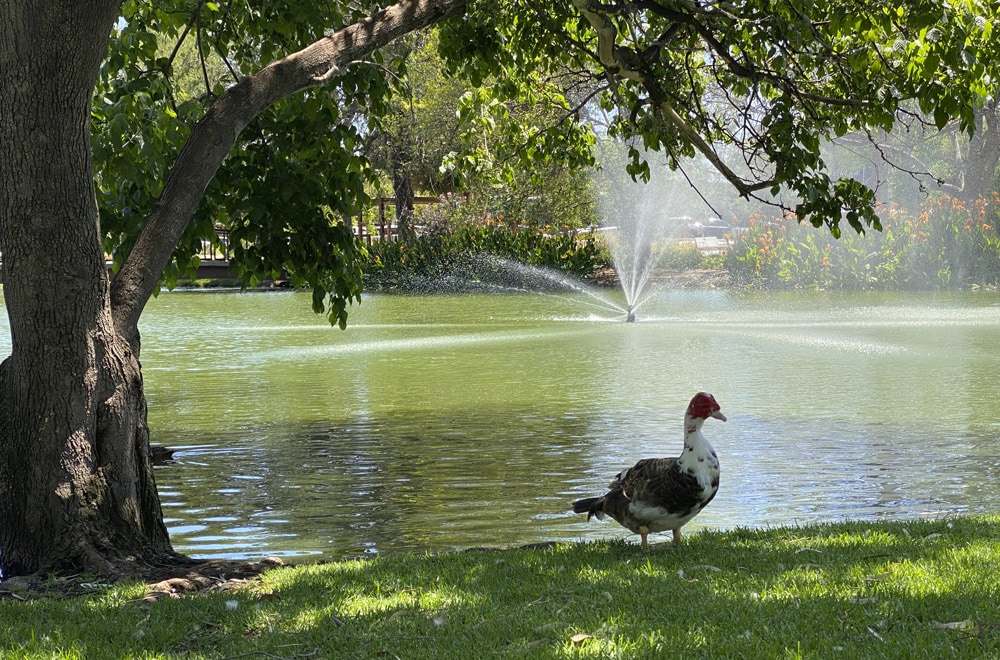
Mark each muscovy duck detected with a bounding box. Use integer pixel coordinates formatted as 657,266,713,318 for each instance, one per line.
572,392,726,551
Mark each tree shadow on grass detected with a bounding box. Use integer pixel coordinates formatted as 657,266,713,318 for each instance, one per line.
243,516,1000,658
1,517,999,658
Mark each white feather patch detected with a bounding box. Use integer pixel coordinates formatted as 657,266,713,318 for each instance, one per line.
628,500,706,533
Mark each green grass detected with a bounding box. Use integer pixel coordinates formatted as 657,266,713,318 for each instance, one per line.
2,516,999,658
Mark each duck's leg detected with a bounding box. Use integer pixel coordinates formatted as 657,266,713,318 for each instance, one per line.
672,528,683,545
639,526,650,552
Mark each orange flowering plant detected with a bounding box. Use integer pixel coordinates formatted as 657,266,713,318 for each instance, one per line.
727,195,1000,290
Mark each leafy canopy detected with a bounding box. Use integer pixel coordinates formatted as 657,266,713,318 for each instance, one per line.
93,0,998,324
439,0,997,236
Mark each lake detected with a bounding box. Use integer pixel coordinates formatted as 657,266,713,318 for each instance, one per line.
2,287,999,560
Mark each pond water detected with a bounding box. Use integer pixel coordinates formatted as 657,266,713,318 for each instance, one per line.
2,287,1000,560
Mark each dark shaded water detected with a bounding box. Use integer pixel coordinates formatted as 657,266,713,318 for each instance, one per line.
3,288,1000,559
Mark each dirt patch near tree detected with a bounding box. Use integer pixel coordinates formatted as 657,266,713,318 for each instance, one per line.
0,557,285,602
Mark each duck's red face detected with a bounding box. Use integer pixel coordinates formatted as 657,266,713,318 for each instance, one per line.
687,392,727,422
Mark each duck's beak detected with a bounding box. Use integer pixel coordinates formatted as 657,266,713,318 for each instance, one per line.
711,410,727,422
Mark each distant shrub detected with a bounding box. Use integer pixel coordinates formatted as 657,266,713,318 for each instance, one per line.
362,203,610,291
658,241,713,270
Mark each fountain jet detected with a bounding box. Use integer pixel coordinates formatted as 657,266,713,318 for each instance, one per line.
605,207,674,320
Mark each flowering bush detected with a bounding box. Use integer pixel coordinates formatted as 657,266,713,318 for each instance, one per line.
726,194,1000,290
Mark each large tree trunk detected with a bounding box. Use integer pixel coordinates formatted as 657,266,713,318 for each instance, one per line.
0,0,175,577
0,0,469,579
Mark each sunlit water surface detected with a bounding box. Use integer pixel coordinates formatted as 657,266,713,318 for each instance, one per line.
2,288,999,560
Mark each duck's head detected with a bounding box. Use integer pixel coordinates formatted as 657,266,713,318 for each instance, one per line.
686,392,727,422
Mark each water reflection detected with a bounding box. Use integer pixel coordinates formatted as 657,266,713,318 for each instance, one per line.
2,288,999,559
131,290,1000,559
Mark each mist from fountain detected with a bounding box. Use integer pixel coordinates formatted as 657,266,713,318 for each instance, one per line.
600,184,681,322
370,251,627,319
460,253,627,318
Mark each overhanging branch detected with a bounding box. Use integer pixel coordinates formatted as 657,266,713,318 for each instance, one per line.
571,0,773,197
109,0,469,345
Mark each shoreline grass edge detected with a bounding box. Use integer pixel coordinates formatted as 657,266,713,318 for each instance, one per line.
1,515,998,658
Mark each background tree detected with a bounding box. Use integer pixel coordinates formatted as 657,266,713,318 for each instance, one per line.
366,29,599,236
892,101,1000,205
1,0,996,579
828,100,1000,210
366,31,466,239
444,66,600,230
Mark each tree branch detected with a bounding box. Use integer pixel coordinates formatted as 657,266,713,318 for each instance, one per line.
570,0,773,197
635,0,867,109
109,0,469,346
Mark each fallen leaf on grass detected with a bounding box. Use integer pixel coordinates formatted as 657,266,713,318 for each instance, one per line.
932,620,973,631
570,633,593,644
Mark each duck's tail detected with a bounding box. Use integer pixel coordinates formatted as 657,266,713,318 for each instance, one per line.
572,496,607,521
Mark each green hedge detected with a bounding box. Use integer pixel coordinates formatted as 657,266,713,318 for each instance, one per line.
362,222,610,291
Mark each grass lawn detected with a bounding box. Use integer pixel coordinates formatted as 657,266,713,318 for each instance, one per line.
1,516,998,658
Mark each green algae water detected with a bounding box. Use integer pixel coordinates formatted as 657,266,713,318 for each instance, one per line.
2,288,999,560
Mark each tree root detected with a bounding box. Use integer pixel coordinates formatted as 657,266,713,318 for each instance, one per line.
0,555,286,601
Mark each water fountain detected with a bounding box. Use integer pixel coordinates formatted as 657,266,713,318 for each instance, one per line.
442,212,677,322
600,184,680,322
391,200,678,323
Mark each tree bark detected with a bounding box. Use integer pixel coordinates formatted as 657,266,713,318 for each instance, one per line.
0,0,176,577
0,0,468,579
